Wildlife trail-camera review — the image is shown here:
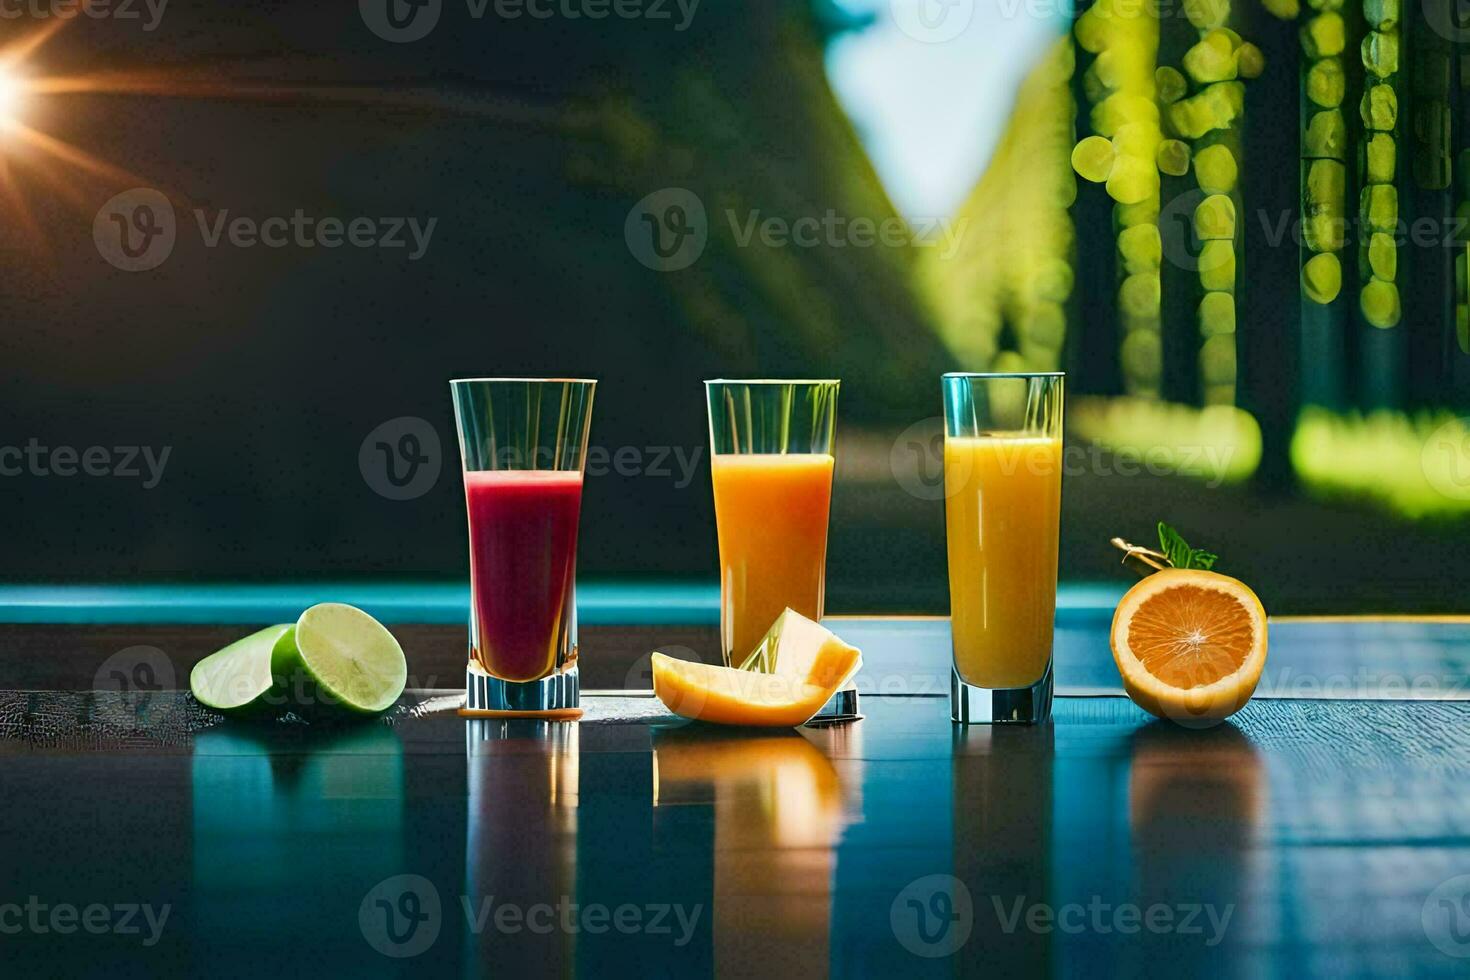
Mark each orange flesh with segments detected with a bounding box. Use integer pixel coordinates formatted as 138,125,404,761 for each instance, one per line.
1125,584,1258,690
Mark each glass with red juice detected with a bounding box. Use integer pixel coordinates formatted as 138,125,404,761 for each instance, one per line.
450,378,596,718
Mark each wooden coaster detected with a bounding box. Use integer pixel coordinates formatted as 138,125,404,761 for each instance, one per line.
459,706,584,721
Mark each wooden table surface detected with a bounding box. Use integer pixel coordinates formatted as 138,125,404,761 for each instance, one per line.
3,618,1470,977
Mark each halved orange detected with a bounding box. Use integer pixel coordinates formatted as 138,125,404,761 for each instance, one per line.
1110,568,1268,725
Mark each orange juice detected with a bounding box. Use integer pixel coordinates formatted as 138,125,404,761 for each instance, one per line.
944,435,1062,689
711,453,834,664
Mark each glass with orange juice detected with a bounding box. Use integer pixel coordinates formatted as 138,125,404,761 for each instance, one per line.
704,380,846,706
942,372,1064,724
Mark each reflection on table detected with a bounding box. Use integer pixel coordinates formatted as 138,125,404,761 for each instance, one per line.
654,725,849,977
191,723,409,973
464,719,578,974
1,686,1466,976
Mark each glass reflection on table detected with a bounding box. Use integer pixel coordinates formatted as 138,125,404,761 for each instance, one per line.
952,723,1055,974
465,719,578,974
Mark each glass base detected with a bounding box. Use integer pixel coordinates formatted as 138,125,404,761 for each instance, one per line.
463,663,580,718
950,661,1052,725
806,686,860,724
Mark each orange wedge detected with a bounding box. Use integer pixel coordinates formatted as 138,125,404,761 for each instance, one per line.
738,608,862,688
651,647,862,728
1110,568,1268,725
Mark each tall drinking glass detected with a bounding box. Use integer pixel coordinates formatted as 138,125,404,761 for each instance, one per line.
451,378,596,718
705,380,839,667
943,372,1063,724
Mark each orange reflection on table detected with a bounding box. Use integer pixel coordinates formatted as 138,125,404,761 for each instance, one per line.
653,727,847,976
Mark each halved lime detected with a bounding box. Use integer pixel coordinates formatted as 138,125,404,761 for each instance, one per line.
190,624,295,713
273,603,407,715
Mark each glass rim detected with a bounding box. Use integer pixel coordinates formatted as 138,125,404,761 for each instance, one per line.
942,371,1064,379
703,378,840,385
449,377,597,385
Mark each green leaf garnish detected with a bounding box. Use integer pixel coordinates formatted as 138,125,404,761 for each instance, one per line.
1157,521,1218,571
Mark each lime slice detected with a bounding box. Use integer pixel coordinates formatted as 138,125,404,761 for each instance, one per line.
274,603,407,715
190,624,295,713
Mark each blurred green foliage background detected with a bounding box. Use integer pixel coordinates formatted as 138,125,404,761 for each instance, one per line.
2,0,1470,612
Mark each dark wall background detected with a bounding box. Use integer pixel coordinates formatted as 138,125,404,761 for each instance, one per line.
0,1,954,594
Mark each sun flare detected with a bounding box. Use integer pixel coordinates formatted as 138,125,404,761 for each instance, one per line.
0,62,27,131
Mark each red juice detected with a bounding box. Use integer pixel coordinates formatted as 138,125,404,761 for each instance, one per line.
463,470,584,682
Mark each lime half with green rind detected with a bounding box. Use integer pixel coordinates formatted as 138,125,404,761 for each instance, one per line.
272,603,408,715
191,624,296,713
